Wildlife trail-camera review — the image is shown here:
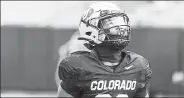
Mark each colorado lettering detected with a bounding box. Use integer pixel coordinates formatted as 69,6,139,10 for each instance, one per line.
90,80,136,91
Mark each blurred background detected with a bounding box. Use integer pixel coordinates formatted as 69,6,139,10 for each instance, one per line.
1,1,184,97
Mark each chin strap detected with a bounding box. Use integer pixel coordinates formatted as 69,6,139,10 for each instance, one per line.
78,37,96,50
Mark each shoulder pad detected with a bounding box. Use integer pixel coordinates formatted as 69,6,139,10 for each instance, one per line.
127,51,150,70
59,51,91,69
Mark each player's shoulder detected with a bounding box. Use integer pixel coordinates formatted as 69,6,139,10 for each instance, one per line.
69,51,91,62
125,51,152,85
125,51,150,69
59,51,91,68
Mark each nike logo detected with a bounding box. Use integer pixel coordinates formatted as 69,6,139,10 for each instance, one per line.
125,65,133,70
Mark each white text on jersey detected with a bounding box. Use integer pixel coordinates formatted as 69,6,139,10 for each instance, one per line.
90,80,136,91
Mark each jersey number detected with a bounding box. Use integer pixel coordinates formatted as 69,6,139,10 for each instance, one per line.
95,94,128,98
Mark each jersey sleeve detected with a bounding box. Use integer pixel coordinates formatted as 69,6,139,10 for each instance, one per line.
58,57,83,97
134,57,152,97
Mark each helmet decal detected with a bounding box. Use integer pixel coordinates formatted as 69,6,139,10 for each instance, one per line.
82,8,94,22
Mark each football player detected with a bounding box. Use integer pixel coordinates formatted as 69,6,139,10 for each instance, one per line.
57,2,152,98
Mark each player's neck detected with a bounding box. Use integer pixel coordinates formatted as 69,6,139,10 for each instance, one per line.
94,44,122,64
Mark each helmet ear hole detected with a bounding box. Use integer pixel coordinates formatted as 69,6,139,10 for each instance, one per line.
86,32,92,36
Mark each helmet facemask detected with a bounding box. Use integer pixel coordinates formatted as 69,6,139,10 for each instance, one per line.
97,14,131,50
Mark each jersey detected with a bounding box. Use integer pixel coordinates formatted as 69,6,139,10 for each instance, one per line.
58,50,152,98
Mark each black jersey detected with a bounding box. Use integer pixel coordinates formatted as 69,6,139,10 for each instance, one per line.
58,50,152,98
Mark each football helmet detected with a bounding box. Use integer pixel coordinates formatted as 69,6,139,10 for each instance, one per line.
78,2,131,50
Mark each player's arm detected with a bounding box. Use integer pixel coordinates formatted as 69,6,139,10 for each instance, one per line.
57,81,73,97
57,59,83,98
55,43,70,87
133,82,150,98
134,61,152,98
57,63,74,98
